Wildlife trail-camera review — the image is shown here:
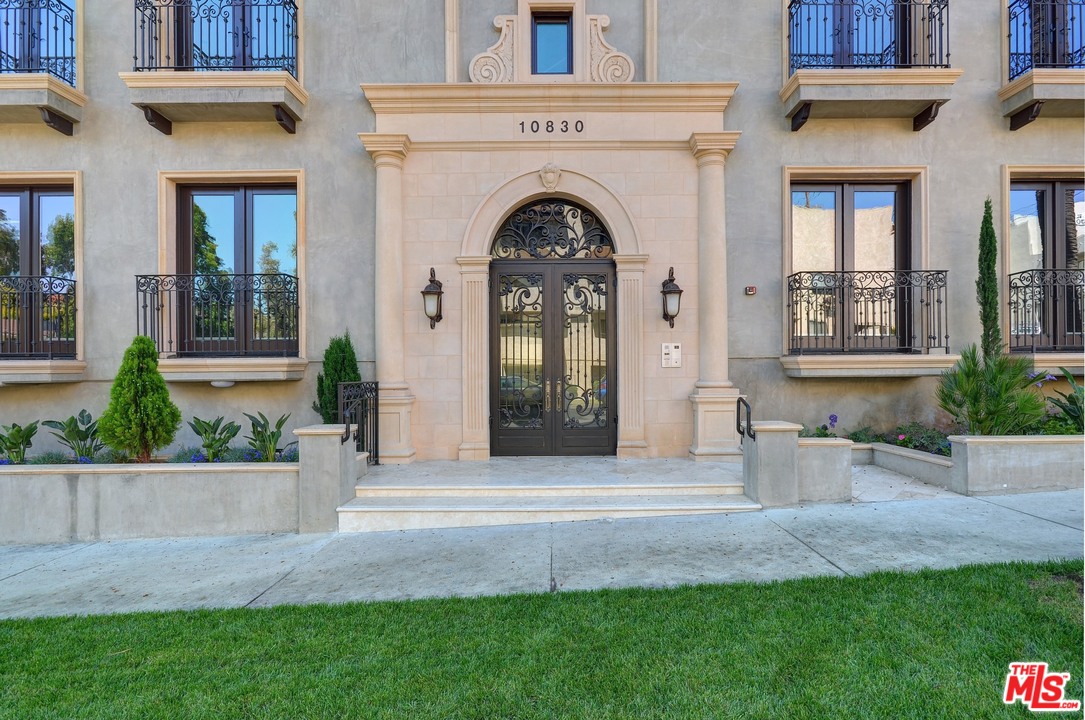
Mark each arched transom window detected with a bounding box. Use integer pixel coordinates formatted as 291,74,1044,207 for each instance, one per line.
492,199,614,260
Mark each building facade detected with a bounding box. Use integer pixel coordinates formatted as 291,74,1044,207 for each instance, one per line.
0,0,1082,463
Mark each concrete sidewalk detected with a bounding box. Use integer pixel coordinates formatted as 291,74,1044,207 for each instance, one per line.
1,485,1081,619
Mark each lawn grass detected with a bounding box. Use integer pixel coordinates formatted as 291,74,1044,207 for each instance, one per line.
1,560,1081,719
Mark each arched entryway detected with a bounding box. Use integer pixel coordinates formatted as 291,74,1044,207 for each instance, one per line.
489,199,617,455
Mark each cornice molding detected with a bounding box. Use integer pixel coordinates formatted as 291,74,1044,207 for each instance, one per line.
998,68,1085,102
780,68,964,102
361,83,738,114
119,70,309,104
0,74,87,107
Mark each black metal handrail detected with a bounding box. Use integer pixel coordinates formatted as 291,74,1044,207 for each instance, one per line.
0,275,76,359
1008,268,1085,352
0,0,76,86
788,0,950,73
136,273,299,357
736,397,756,441
1008,0,1085,81
133,0,299,77
338,381,379,465
787,270,950,354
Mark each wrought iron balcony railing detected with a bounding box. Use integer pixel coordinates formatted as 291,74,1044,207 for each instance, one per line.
1008,0,1085,81
0,275,76,359
787,270,950,354
133,0,298,77
136,273,299,357
1008,268,1085,352
788,0,950,73
0,0,76,86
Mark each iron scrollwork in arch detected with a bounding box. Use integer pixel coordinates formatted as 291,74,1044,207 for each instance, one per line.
492,200,614,260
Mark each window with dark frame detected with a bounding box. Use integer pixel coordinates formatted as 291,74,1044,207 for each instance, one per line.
789,182,924,354
1008,180,1084,352
175,184,298,356
532,12,573,75
0,186,76,359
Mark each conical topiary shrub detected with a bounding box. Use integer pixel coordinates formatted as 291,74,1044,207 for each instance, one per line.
98,336,182,463
313,332,361,423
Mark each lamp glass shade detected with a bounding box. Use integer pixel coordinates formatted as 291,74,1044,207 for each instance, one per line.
422,290,441,320
663,289,682,320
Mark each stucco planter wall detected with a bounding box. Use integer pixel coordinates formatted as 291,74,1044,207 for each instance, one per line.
0,464,299,544
948,435,1085,496
0,424,364,545
870,443,953,489
797,438,853,503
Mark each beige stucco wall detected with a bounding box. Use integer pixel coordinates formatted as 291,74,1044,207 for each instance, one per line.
0,0,1082,461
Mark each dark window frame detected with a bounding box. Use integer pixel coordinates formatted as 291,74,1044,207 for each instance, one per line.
176,183,298,356
532,11,573,75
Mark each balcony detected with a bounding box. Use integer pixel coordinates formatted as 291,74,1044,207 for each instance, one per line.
0,275,84,382
0,0,84,135
782,270,956,377
782,0,962,131
1001,0,1085,129
119,0,306,135
1008,269,1085,353
136,273,305,382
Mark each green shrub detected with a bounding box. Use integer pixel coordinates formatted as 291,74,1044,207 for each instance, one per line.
888,422,951,457
98,336,182,463
27,451,74,465
43,409,104,461
313,332,361,423
187,415,241,463
937,345,1047,436
0,421,38,464
844,425,883,444
1048,367,1083,434
244,412,292,462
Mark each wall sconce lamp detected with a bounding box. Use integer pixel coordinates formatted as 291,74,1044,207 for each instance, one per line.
421,267,444,328
661,266,683,328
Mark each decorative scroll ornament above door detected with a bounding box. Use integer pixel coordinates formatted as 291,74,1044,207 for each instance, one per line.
492,200,614,260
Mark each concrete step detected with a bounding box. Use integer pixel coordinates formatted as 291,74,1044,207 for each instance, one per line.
337,493,761,533
355,481,746,499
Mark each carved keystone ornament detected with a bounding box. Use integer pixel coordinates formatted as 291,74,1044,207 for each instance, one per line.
540,163,562,192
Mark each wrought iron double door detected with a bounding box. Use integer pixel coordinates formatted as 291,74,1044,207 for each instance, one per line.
490,261,616,456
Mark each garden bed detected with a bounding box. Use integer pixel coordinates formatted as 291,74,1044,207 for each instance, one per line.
0,425,364,545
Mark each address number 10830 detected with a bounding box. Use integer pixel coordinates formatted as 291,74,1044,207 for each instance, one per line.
519,120,585,134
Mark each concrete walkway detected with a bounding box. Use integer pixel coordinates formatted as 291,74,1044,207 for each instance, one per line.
0,480,1081,620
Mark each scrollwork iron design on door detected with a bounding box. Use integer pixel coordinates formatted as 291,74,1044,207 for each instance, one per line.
561,273,609,430
496,273,545,430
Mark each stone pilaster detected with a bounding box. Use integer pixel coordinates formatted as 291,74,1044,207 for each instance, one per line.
360,133,415,463
614,254,648,457
457,256,491,460
688,132,743,461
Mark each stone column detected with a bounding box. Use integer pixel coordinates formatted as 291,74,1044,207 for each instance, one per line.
457,255,491,460
614,254,649,457
360,133,416,463
688,132,743,461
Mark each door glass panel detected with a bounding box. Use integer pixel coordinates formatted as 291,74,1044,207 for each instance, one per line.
853,190,896,272
252,192,298,344
1064,188,1083,272
852,190,897,341
791,190,836,272
38,194,74,279
1010,188,1046,273
190,194,235,343
497,273,544,430
562,273,608,429
0,194,20,276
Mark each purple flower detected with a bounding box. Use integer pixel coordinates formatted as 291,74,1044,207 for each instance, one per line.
828,414,838,429
0,457,11,465
1028,371,1040,379
189,451,207,463
898,434,906,441
1045,374,1057,382
77,456,93,464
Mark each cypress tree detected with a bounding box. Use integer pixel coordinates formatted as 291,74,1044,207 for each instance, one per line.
977,197,1002,360
314,332,361,423
98,336,181,462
